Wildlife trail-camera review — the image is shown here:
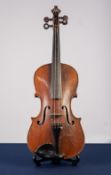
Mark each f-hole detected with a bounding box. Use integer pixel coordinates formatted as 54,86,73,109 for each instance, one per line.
62,106,74,125
37,106,50,125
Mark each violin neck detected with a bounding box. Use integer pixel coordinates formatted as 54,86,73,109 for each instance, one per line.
52,26,60,62
51,26,62,99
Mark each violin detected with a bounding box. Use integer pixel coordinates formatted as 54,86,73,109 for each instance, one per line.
27,6,85,162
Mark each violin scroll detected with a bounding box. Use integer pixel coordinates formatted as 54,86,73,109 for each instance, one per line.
43,6,68,29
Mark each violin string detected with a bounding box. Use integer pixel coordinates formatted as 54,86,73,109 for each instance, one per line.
53,27,56,125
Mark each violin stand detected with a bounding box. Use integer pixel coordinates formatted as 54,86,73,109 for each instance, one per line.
32,153,80,166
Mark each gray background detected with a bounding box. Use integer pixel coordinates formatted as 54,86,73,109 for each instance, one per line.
0,0,111,143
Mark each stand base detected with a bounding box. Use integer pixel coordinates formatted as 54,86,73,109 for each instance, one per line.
33,153,80,166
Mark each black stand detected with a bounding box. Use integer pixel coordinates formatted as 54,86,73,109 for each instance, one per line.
33,153,80,166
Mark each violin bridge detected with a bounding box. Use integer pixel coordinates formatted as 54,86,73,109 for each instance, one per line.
49,113,63,118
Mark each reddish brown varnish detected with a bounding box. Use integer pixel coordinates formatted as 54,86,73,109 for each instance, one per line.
27,6,85,159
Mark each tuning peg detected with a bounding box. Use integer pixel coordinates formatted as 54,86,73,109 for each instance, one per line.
62,15,68,25
43,23,49,29
63,15,68,21
43,23,53,29
43,17,53,29
59,15,68,25
44,17,52,22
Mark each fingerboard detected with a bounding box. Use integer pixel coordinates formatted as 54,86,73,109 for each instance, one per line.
51,27,62,99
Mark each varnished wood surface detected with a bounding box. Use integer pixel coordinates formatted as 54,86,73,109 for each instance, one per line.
27,63,85,159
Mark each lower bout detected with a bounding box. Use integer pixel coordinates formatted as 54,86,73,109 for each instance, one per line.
27,119,85,159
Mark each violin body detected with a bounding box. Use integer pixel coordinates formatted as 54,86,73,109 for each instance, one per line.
27,63,84,159
27,6,85,161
